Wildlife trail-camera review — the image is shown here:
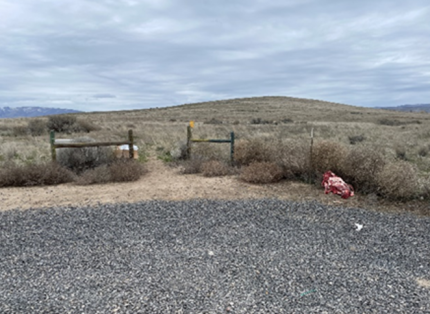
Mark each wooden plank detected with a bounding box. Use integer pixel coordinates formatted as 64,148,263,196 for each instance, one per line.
54,141,131,148
128,129,134,159
50,130,56,161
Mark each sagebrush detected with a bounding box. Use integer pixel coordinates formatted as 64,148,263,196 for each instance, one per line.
0,162,74,187
56,137,114,174
200,160,231,177
240,161,283,184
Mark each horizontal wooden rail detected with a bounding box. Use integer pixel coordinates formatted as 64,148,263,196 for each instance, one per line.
50,129,135,161
54,141,131,148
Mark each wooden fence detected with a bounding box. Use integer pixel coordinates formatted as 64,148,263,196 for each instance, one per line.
186,126,235,164
50,129,135,161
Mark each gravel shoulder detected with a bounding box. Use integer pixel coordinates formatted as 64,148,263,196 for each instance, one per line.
1,199,429,313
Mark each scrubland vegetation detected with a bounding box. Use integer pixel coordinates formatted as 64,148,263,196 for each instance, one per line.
0,115,145,186
1,96,429,204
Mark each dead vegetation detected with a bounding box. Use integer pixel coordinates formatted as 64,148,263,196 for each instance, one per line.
1,96,430,207
200,160,232,177
0,142,145,187
240,161,283,184
0,162,74,187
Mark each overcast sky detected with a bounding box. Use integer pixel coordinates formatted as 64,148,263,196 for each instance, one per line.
0,0,429,111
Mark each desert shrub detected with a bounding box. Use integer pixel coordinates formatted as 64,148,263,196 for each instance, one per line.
46,116,98,134
394,145,407,160
170,141,188,160
378,119,421,126
75,160,145,185
0,124,9,133
192,142,229,162
341,146,386,193
240,161,283,184
2,143,19,160
348,134,366,145
250,118,271,124
74,165,111,185
378,119,402,126
0,161,74,187
26,162,75,186
234,139,273,166
108,159,145,182
418,146,428,157
419,177,430,200
311,141,347,175
56,137,114,174
180,157,204,174
11,126,28,137
272,140,311,181
75,120,101,133
27,119,47,136
376,161,419,200
200,160,231,177
47,115,77,133
280,118,294,124
205,118,223,125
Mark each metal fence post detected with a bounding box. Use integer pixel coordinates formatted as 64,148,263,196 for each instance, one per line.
230,132,235,164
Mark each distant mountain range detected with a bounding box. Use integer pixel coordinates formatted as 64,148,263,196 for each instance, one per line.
377,104,430,113
0,106,81,118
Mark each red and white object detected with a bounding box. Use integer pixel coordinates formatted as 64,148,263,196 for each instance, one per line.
322,171,354,199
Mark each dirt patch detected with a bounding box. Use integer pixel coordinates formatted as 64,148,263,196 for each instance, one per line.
1,159,428,214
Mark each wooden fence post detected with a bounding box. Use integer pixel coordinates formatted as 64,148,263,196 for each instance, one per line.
50,130,56,161
128,129,134,159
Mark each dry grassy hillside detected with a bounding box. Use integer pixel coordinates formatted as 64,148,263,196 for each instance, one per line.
1,95,430,175
82,95,429,124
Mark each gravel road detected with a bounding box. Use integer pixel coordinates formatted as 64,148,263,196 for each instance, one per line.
1,199,429,313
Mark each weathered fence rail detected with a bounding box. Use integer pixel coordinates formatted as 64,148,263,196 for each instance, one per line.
186,125,235,163
50,129,134,161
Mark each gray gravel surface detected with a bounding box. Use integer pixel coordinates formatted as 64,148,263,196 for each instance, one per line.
1,199,429,313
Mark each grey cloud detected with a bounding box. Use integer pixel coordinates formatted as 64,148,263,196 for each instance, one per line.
93,94,116,99
0,0,429,111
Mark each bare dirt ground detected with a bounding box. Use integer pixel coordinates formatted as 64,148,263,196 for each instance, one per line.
1,159,428,215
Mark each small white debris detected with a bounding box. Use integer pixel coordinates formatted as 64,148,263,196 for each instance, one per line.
355,223,363,231
208,251,214,256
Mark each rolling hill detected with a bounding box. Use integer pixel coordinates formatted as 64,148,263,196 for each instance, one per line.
83,96,429,125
